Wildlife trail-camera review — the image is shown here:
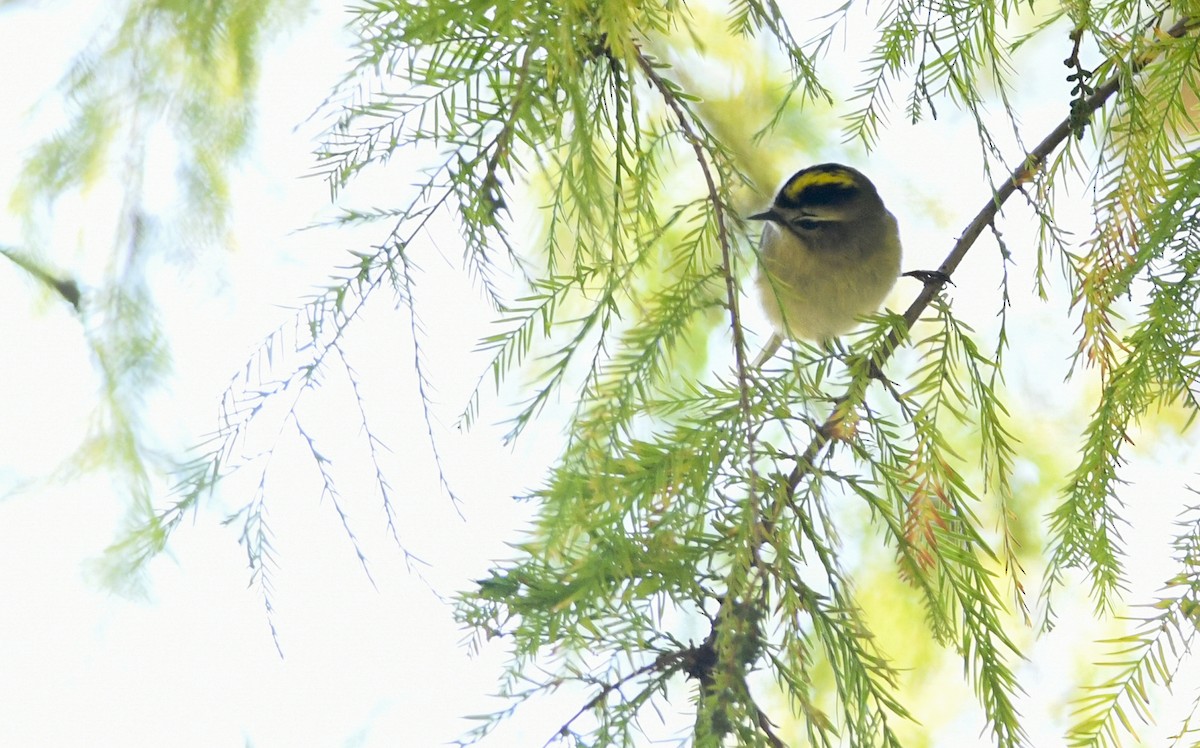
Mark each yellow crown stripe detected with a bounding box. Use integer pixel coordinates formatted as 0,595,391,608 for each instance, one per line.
783,168,857,201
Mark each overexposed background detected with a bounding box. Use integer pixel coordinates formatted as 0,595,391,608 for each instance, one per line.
2,2,1197,746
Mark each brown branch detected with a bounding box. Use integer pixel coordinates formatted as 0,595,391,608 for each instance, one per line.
481,45,535,213
785,15,1198,499
749,698,788,748
1,246,81,311
635,47,787,744
634,51,753,418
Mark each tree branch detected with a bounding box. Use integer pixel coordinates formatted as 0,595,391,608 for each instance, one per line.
1,246,81,311
786,15,1198,499
634,51,753,425
637,45,787,742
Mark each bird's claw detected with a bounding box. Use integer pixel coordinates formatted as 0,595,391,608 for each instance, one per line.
902,269,953,287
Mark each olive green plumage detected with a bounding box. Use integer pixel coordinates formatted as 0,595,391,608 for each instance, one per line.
751,163,902,344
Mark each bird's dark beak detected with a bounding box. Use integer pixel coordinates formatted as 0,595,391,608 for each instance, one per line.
748,209,779,223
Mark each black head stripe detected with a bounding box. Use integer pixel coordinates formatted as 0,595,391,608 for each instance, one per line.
784,181,858,208
777,164,868,209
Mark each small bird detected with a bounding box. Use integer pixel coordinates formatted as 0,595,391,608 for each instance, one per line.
750,163,902,363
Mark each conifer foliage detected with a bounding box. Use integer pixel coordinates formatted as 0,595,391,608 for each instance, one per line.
12,0,1200,745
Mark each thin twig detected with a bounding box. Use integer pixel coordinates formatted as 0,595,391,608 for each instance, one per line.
291,411,377,589
543,658,667,748
636,46,778,744
636,46,768,545
750,698,787,748
634,51,752,426
398,252,466,516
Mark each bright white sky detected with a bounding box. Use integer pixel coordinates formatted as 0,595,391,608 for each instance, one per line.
0,3,554,746
1,2,1198,747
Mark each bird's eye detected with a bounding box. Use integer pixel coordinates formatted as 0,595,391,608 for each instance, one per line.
794,219,820,231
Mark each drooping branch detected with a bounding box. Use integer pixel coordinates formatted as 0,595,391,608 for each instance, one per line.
635,45,784,744
634,51,752,422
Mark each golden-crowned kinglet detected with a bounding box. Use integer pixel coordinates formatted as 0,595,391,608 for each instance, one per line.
750,163,902,357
